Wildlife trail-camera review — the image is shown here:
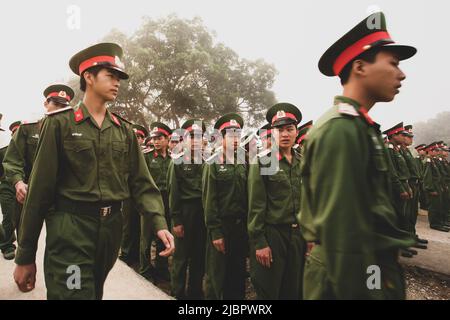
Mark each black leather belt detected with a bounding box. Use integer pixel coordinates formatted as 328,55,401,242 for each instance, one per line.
56,196,122,217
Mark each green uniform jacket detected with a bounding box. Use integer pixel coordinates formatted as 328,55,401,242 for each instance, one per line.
387,145,410,193
247,148,302,250
202,153,248,240
145,150,171,192
401,148,420,180
423,158,443,193
300,96,414,299
3,120,41,186
0,146,8,181
15,102,166,265
167,151,204,227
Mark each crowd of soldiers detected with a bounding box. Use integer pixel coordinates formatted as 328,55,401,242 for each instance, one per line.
0,11,449,300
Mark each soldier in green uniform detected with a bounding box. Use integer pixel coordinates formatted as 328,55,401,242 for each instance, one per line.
423,142,449,231
294,120,313,154
248,103,306,300
118,124,149,267
0,121,21,260
140,122,172,282
435,142,450,227
202,113,248,300
383,123,417,257
400,125,428,247
258,123,272,152
13,42,174,299
168,119,206,299
3,84,74,238
415,144,429,210
300,12,416,299
169,131,181,154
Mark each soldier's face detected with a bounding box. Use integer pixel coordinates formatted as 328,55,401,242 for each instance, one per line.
403,135,413,146
87,68,121,102
169,140,179,151
273,124,297,149
361,50,406,102
44,100,65,113
136,135,145,145
153,135,169,151
224,129,240,151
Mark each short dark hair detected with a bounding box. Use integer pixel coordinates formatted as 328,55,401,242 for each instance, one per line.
47,97,68,108
79,66,104,92
339,47,382,85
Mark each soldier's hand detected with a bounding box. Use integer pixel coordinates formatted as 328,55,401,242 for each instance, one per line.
212,238,226,254
173,225,184,238
15,181,28,204
14,263,36,293
156,230,175,257
429,192,439,197
255,247,273,268
400,192,410,200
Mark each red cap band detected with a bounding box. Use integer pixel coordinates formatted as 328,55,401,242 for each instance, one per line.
79,55,115,74
387,127,404,136
260,129,272,138
271,112,297,125
219,121,241,132
47,92,71,102
333,31,392,76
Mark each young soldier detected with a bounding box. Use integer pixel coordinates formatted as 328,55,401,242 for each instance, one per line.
423,143,449,232
140,122,173,282
13,43,174,299
3,84,74,238
400,125,428,247
168,119,206,299
0,122,20,260
300,12,416,299
248,103,306,300
202,113,248,300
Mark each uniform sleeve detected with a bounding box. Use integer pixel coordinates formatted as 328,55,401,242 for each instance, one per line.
167,160,182,227
15,118,59,265
386,148,405,195
247,161,269,250
3,126,27,186
202,164,223,240
307,119,382,299
128,131,167,232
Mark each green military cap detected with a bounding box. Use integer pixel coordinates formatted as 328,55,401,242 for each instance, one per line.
132,124,149,138
214,113,244,133
383,122,405,137
150,122,172,138
181,118,206,134
43,84,75,106
402,124,414,137
170,131,182,142
9,121,21,133
415,144,426,151
318,12,417,77
266,103,302,128
69,42,129,80
258,123,272,140
296,120,313,145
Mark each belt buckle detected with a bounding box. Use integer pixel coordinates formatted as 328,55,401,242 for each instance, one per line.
100,206,112,217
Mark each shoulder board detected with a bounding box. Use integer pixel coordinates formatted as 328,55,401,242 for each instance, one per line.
111,112,132,125
45,106,73,116
257,148,271,158
427,158,431,163
21,120,39,125
337,103,359,117
388,144,394,149
171,151,185,160
143,148,153,154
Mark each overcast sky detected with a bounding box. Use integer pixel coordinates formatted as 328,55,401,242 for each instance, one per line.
0,0,448,134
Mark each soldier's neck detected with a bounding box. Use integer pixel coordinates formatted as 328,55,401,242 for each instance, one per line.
342,85,376,111
83,90,108,116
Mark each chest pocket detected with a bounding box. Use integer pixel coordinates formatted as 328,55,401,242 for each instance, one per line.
112,141,129,173
26,137,39,161
368,130,388,172
266,170,290,196
216,166,234,181
63,139,96,181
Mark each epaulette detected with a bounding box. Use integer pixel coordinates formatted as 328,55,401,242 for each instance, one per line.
426,158,431,163
110,112,133,127
257,148,271,158
45,106,73,116
337,103,359,117
171,151,185,160
21,119,40,125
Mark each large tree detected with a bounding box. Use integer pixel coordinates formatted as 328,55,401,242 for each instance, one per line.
70,15,277,129
413,111,450,146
